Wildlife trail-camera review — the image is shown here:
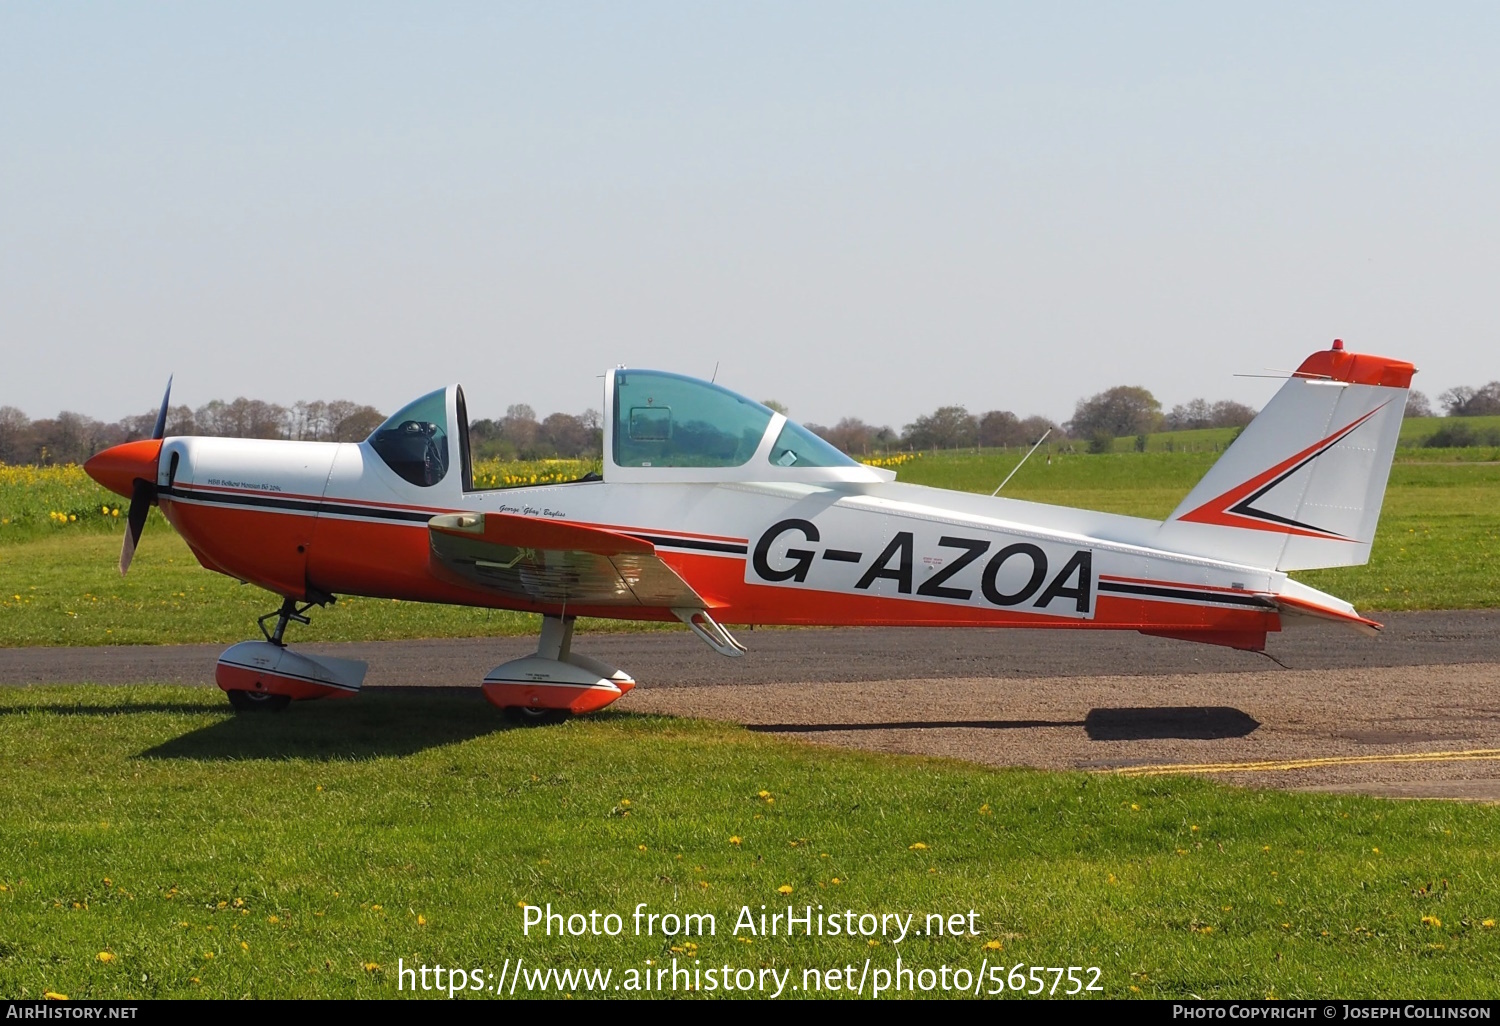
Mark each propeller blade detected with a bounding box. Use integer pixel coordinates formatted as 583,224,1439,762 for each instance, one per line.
152,376,173,440
119,478,154,576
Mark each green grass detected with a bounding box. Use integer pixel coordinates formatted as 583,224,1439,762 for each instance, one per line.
1104,427,1242,454
2,686,1497,1000
1400,415,1500,448
2,450,1497,648
1083,416,1500,453
0,531,661,646
897,452,1500,612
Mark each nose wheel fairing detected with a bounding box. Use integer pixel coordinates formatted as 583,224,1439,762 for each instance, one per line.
215,641,368,702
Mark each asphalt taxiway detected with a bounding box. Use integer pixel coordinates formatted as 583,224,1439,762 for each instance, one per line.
4,610,1499,799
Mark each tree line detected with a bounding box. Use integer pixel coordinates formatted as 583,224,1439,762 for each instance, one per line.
0,398,385,466
801,390,1257,457
3,378,1496,466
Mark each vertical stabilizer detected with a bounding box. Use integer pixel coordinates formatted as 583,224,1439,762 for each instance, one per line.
1157,341,1414,571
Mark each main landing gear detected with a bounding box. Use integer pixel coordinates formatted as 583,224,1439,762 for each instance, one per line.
482,615,637,725
213,600,743,724
214,596,368,713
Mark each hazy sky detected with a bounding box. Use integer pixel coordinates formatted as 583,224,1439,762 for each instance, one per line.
3,3,1497,428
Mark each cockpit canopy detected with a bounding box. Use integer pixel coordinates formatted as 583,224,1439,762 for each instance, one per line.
605,369,889,484
366,370,891,491
368,387,451,487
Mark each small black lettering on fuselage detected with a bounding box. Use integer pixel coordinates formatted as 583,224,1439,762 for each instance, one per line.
750,519,1093,614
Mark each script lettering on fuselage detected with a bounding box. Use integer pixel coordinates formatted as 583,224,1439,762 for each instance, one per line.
747,517,1095,619
493,503,568,518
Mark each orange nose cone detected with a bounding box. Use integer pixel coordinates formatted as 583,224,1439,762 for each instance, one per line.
85,439,164,499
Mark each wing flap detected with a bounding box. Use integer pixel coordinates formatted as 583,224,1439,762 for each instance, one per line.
428,512,704,609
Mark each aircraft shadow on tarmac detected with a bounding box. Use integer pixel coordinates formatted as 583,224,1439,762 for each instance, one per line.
747,706,1260,742
140,687,508,762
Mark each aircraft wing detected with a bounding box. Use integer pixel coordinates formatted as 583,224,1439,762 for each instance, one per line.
427,512,705,608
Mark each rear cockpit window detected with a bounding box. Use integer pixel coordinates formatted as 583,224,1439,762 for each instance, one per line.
369,388,450,487
613,370,774,468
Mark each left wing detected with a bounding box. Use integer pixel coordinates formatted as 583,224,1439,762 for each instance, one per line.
427,512,745,655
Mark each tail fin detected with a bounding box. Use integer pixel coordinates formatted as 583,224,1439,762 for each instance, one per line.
1157,341,1414,572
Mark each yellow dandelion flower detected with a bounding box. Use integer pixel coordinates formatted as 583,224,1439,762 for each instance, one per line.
868,939,881,947
778,885,793,895
267,915,279,924
698,881,709,889
757,790,771,799
909,842,928,850
831,877,841,885
983,940,1003,951
1130,803,1140,811
112,508,119,516
371,904,383,912
44,992,67,1001
1422,915,1442,928
364,962,380,972
619,799,631,807
1482,920,1495,929
417,915,427,925
637,844,647,852
1372,847,1380,854
240,941,249,951
979,803,991,815
1190,825,1199,832
97,952,115,963
729,836,741,845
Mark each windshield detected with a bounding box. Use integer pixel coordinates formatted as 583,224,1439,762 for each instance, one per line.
368,387,450,487
612,370,774,468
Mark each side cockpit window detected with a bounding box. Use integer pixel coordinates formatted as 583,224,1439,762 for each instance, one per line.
369,388,450,487
767,419,860,468
613,370,774,468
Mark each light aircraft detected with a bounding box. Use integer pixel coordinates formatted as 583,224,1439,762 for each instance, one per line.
84,340,1413,722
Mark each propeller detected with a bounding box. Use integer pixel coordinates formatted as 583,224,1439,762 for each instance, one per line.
119,377,172,576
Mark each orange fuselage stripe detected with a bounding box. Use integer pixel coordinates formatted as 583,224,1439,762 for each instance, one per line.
162,496,1279,635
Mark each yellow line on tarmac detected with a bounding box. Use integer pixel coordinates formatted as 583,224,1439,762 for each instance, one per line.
1104,749,1500,778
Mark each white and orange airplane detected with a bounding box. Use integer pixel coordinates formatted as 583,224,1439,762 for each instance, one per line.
84,340,1413,722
